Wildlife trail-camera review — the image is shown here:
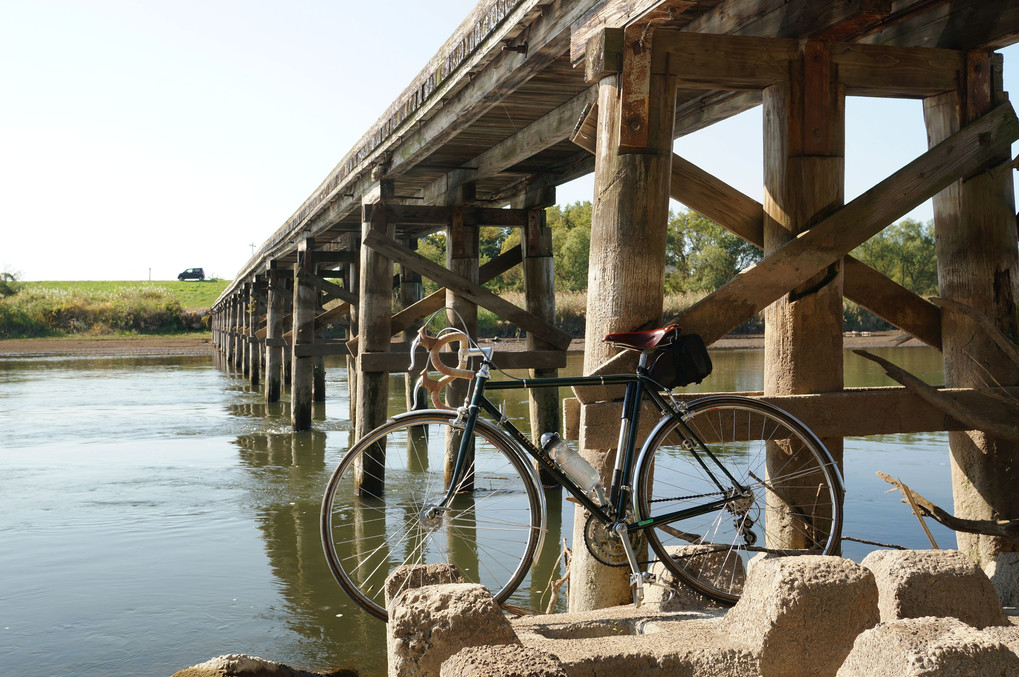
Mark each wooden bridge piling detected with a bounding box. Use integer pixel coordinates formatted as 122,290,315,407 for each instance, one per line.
265,264,286,404
925,63,1019,573
354,184,394,442
570,65,677,613
291,239,317,431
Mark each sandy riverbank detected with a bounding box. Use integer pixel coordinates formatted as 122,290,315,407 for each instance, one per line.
0,335,216,357
0,331,925,358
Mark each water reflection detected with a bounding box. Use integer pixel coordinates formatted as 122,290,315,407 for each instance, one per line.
230,429,386,675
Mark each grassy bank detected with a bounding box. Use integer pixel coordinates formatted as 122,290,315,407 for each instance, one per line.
3,281,889,341
0,280,229,338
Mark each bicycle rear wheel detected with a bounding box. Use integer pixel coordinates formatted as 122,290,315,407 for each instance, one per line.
321,410,545,621
635,395,843,605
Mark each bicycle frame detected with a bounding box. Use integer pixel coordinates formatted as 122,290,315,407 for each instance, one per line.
436,353,752,537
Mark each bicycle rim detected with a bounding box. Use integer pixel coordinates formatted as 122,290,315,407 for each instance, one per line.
320,411,544,621
637,395,843,604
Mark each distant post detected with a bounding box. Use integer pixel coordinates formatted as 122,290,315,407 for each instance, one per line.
291,238,317,430
265,263,286,404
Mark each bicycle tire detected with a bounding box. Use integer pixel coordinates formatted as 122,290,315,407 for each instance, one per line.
321,410,545,621
635,395,844,605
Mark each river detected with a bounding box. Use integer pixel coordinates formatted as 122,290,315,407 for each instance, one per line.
0,344,954,676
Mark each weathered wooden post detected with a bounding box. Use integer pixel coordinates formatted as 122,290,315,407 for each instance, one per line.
343,232,360,424
517,189,560,486
291,238,317,430
762,41,845,548
248,277,263,388
399,238,425,411
227,293,238,369
240,284,251,377
572,30,676,612
355,181,394,442
445,186,479,490
265,263,286,404
924,52,1019,587
313,262,327,406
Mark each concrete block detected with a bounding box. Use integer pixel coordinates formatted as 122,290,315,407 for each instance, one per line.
387,583,518,677
384,562,465,610
721,555,879,677
983,552,1019,608
440,644,567,677
645,545,743,611
836,616,1019,676
862,549,1008,628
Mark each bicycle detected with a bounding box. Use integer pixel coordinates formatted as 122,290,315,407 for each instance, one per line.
321,318,844,621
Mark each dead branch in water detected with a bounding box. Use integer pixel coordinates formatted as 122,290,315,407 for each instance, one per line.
853,349,1019,442
877,471,1019,541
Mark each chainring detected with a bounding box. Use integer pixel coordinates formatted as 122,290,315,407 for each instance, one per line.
583,513,647,567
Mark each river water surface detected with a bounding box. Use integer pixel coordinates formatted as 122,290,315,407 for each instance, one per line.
0,345,955,676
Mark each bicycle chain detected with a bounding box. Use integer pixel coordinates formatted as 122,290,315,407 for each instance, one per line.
648,489,727,504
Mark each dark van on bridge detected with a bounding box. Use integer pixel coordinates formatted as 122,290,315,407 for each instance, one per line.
178,268,205,281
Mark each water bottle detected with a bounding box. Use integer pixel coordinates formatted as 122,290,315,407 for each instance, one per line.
540,432,600,493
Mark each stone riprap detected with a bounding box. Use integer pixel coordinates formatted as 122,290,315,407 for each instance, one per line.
386,551,1018,677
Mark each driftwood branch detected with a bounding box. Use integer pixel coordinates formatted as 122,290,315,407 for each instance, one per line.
853,349,1019,441
878,471,1019,541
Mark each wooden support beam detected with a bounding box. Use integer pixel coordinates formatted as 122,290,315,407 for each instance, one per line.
359,349,568,373
860,1,1019,51
666,102,1019,349
313,250,357,265
362,230,573,351
297,268,357,305
566,387,1019,448
347,245,524,352
575,107,943,348
362,203,531,228
646,31,965,97
422,88,598,206
294,341,350,358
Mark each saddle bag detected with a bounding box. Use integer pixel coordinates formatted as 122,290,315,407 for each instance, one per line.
648,333,712,389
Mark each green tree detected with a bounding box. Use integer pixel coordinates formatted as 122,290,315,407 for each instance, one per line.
0,270,20,298
667,210,761,292
851,219,938,295
550,201,593,292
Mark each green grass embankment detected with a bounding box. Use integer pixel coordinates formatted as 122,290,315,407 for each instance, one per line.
0,280,230,338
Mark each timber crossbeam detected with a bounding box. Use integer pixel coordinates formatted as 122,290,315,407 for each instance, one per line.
564,386,1019,448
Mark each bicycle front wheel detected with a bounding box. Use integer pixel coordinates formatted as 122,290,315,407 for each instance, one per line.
321,410,545,621
636,395,843,605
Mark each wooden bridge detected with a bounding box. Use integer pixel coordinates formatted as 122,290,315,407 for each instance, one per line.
211,0,1019,608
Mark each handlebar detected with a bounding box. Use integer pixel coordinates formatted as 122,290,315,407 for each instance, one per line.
409,325,491,409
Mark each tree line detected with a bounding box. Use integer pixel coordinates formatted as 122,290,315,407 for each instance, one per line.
416,200,938,299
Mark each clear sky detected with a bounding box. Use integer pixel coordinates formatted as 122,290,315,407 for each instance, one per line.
2,1,1017,281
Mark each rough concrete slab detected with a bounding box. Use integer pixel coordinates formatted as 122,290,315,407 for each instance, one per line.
836,616,1019,676
721,555,879,677
513,604,756,676
384,562,465,610
862,549,1008,628
388,583,518,677
440,644,567,676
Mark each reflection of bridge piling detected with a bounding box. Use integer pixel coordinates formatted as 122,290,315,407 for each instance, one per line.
211,0,1019,610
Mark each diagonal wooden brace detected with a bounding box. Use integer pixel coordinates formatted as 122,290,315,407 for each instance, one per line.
362,230,573,351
